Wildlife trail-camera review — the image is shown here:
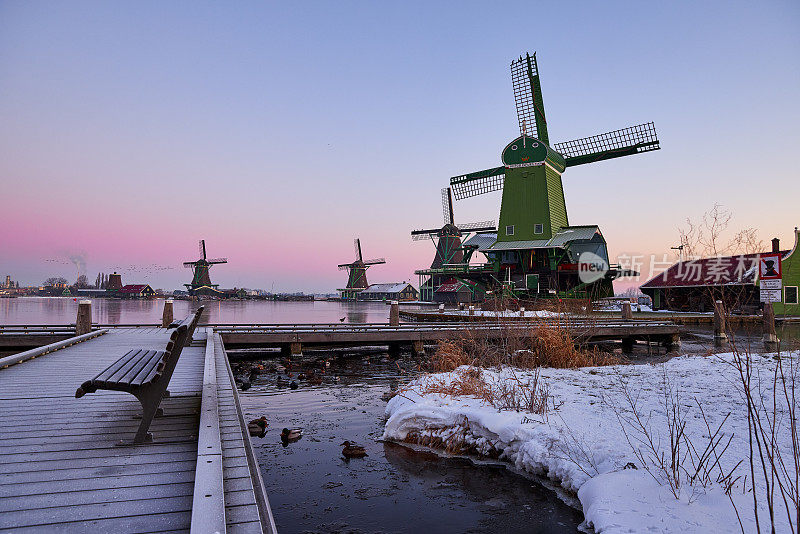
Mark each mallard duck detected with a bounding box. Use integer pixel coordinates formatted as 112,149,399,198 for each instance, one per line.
281,428,302,442
341,441,367,458
248,417,268,437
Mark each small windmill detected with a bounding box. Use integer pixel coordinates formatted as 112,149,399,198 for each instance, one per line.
183,240,227,294
337,238,385,300
450,52,660,243
412,187,495,269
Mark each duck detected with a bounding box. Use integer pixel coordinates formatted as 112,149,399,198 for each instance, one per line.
290,381,299,390
341,441,368,458
339,317,346,322
281,428,302,442
247,417,268,437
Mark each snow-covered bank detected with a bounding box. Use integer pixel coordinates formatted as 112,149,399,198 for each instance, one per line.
384,353,798,533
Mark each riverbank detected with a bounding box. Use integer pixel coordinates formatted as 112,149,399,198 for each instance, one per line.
383,350,799,533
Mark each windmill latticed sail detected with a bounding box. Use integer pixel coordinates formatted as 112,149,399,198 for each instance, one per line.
183,240,227,294
337,238,385,300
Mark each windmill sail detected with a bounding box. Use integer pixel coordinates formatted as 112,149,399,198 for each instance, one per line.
511,53,548,145
442,188,454,225
449,166,506,200
554,122,660,167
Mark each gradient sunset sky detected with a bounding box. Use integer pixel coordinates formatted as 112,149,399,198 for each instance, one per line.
1,1,798,293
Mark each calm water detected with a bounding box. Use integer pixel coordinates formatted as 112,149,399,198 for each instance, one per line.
0,297,426,325
238,353,584,533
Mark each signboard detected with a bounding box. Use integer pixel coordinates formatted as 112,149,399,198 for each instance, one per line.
761,279,783,290
760,289,782,303
759,253,783,280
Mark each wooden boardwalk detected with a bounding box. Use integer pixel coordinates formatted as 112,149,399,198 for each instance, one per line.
0,327,275,533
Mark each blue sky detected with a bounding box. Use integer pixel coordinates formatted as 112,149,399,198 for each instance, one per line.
1,1,798,291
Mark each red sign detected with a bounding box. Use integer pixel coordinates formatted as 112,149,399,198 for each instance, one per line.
759,253,782,280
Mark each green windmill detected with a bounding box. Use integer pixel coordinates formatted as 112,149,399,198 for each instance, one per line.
441,52,660,300
183,240,227,296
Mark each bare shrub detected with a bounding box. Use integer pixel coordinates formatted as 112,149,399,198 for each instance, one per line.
726,338,800,533
606,367,740,506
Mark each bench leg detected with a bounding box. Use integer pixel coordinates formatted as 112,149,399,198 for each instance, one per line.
122,387,165,445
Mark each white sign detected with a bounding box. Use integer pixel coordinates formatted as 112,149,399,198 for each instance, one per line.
760,289,782,303
578,252,609,284
761,279,783,290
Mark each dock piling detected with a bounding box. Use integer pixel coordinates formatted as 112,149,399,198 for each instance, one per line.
763,302,779,351
162,299,174,328
389,301,399,326
519,306,525,317
713,300,728,347
76,300,92,335
621,301,633,321
468,306,475,316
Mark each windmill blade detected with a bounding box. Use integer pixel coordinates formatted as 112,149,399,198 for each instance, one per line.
207,257,228,264
363,258,386,265
457,221,497,232
199,240,206,260
354,238,363,262
450,166,505,200
411,229,440,241
183,262,196,268
338,264,351,271
411,230,439,241
554,122,660,167
511,52,548,144
441,187,455,225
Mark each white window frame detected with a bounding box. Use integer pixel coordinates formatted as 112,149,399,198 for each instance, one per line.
534,223,544,234
785,286,799,305
506,225,515,236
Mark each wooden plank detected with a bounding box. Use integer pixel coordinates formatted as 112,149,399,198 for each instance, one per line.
190,329,226,534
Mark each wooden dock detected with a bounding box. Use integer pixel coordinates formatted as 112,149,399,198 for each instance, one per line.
0,327,276,533
216,320,683,354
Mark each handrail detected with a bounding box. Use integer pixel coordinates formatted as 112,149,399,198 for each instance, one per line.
0,329,109,369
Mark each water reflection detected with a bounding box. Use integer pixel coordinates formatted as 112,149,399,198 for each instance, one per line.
0,298,427,325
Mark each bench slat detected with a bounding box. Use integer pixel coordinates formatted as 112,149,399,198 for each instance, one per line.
90,349,144,383
130,351,167,386
100,349,154,385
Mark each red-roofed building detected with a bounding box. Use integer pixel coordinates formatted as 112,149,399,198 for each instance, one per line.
118,284,156,299
641,229,800,314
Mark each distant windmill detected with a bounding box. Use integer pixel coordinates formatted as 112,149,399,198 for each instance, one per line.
183,240,227,295
412,187,495,266
337,238,385,300
411,188,495,301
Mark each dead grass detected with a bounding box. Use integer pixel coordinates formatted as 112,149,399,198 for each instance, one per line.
428,317,619,373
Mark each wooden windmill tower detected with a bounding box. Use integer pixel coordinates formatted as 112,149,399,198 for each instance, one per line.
337,238,385,300
411,187,495,301
183,240,227,295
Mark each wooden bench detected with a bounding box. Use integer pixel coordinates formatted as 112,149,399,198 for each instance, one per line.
170,305,204,347
75,324,189,444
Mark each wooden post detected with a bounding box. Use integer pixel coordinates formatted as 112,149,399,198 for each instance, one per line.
665,333,681,352
458,303,465,311
290,342,302,356
763,302,779,351
76,300,92,335
621,301,633,321
438,304,445,314
519,306,525,317
412,339,424,356
162,299,174,328
389,301,399,326
713,300,727,347
468,305,475,316
621,337,634,353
